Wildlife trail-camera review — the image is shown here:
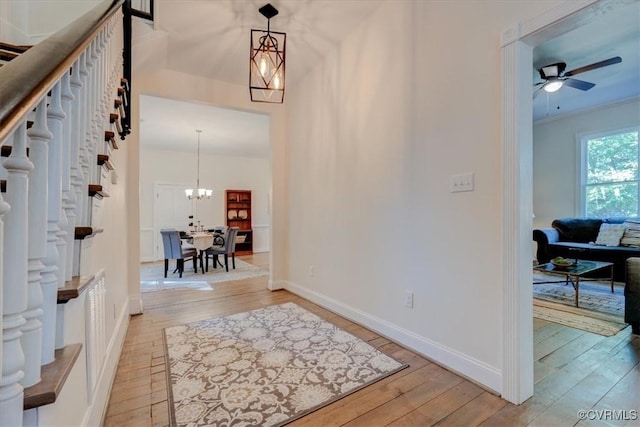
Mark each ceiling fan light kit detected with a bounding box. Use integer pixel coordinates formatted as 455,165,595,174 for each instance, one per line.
544,79,563,93
250,3,286,103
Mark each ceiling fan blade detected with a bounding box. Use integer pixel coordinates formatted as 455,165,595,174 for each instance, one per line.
563,78,596,91
533,86,545,99
564,56,622,77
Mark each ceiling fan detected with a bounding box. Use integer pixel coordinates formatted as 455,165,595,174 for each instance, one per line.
533,56,622,97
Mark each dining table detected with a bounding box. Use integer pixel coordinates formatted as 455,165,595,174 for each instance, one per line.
184,231,224,273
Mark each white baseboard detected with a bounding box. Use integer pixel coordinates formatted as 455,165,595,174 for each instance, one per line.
82,302,130,426
128,294,143,314
268,279,286,291
283,280,502,394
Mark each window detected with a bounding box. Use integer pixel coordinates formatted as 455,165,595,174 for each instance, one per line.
580,127,639,218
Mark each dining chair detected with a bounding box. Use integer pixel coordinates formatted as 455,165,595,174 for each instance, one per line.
204,227,239,272
211,225,228,235
160,229,197,278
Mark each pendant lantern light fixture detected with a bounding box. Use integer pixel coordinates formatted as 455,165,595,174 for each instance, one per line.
185,129,213,200
250,3,286,103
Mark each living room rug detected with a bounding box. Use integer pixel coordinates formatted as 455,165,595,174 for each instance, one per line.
532,273,628,336
140,259,268,293
163,302,408,427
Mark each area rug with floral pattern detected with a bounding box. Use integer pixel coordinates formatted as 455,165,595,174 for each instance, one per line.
163,302,408,426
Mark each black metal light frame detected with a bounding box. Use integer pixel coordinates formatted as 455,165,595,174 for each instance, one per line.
249,3,286,103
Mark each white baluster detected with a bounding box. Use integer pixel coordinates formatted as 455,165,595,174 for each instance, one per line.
61,71,76,283
70,58,84,273
89,40,100,194
47,83,65,355
0,184,23,427
29,97,56,365
6,124,40,388
78,51,90,230
49,82,68,294
85,42,97,228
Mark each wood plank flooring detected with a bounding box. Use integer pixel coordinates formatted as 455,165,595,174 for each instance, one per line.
105,253,640,426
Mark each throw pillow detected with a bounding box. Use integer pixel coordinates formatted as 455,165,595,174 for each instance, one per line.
594,223,627,247
552,218,603,243
621,219,640,247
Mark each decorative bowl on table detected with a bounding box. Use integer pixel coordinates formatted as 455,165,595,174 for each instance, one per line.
551,257,574,269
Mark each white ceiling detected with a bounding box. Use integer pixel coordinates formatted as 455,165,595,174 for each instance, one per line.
137,1,640,155
139,95,270,157
137,0,383,157
155,0,383,88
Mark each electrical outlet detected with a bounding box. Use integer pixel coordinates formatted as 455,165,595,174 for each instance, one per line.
450,172,474,192
404,290,414,308
309,265,315,277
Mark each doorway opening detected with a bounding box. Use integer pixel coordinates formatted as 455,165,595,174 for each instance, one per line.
138,95,273,284
502,0,635,404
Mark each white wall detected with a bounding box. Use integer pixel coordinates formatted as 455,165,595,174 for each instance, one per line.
285,0,561,394
0,0,28,43
0,0,100,44
27,0,100,43
533,99,640,229
139,148,271,260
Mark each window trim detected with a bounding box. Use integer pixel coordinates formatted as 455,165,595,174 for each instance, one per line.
578,125,640,217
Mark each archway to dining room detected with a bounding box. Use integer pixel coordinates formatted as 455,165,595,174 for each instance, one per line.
137,95,273,293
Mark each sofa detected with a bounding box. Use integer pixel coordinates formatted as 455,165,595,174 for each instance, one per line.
625,258,640,334
533,217,640,282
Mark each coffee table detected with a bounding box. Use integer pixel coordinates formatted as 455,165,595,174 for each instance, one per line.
533,259,614,307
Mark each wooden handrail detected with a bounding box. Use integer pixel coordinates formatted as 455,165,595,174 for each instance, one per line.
0,0,124,144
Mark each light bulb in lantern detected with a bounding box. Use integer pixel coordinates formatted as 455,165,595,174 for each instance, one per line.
259,55,268,78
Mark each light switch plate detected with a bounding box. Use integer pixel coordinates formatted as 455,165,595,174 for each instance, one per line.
450,172,474,192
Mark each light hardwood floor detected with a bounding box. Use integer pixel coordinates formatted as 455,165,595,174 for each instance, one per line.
105,253,639,426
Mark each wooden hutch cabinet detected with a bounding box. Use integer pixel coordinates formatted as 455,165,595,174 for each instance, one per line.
225,189,253,254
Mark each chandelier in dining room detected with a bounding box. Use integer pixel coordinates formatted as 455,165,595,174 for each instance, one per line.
185,129,213,200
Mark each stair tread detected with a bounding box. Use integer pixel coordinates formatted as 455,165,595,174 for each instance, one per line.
74,226,104,240
88,184,110,199
58,275,95,303
23,344,82,410
97,154,115,170
104,130,119,149
0,41,32,53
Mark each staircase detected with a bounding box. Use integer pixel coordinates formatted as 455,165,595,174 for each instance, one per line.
0,1,134,425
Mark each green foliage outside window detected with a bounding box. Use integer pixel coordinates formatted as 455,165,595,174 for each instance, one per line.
584,130,639,218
